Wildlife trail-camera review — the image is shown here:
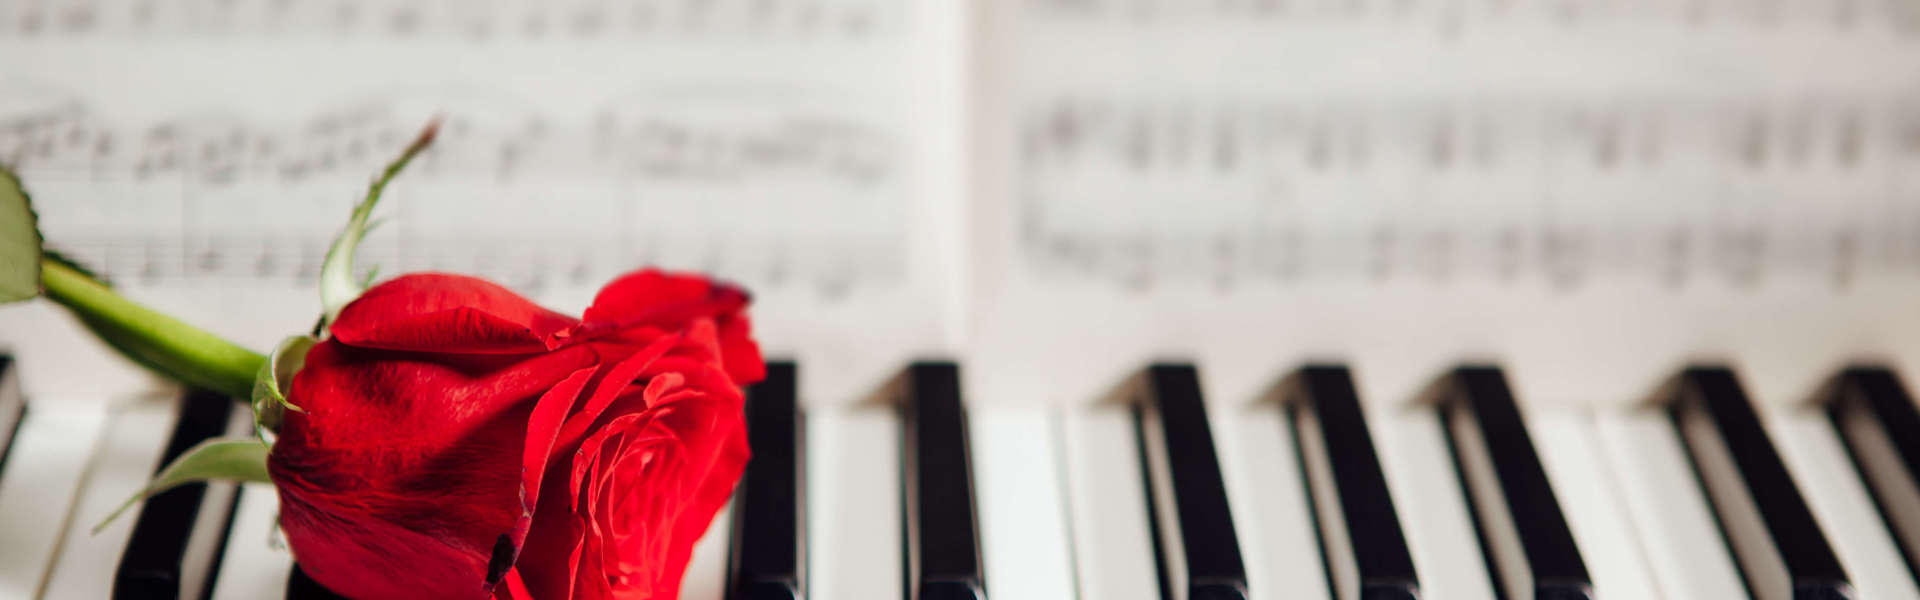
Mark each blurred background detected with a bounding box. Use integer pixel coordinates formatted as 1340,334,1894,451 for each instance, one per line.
0,0,959,404
0,0,1916,407
3,1,1920,599
0,0,1912,407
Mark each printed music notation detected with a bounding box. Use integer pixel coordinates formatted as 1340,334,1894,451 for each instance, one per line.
1012,94,1920,290
0,0,901,39
1021,96,1920,175
1024,0,1920,33
0,103,898,187
4,98,911,297
41,233,904,299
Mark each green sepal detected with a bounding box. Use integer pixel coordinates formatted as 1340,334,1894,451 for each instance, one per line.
0,165,43,303
320,122,437,327
250,335,314,438
94,438,270,533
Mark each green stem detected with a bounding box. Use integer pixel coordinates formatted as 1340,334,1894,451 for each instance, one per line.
40,258,265,399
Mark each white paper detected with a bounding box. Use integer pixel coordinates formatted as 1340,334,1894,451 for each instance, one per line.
2,0,1918,407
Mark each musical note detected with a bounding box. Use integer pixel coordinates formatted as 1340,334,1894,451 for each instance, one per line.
0,86,912,296
0,0,902,40
1011,93,1920,289
0,98,900,185
1021,0,1920,34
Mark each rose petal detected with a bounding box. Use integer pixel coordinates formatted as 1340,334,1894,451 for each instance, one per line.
491,568,534,600
332,273,580,354
717,312,765,384
292,270,764,600
581,270,743,327
270,341,598,600
509,365,597,560
275,487,496,600
550,333,681,453
641,402,749,600
580,270,764,384
521,366,595,511
278,341,598,453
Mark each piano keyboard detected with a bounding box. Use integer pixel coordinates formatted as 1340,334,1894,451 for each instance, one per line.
6,355,1920,600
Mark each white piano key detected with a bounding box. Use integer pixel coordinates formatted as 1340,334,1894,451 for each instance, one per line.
1061,409,1160,600
0,403,110,598
175,404,252,600
42,395,182,600
806,409,903,600
1372,409,1496,600
1592,411,1747,600
970,410,1077,600
682,500,733,600
1769,408,1920,600
1212,406,1330,600
210,483,293,600
1527,412,1661,600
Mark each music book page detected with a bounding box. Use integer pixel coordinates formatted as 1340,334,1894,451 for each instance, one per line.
0,0,965,402
2,0,1918,406
966,0,1920,407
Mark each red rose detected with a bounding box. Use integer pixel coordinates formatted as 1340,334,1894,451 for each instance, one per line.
268,269,762,600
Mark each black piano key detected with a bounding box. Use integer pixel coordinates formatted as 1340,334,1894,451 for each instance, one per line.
1667,366,1854,600
114,390,236,599
1134,364,1248,600
1822,367,1920,583
1437,366,1593,600
1286,365,1420,600
287,564,349,600
729,361,806,600
900,362,985,600
0,354,25,475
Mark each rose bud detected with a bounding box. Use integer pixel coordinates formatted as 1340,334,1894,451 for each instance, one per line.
268,269,762,600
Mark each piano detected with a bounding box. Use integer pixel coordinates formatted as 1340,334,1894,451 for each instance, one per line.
4,0,1920,599
9,339,1920,599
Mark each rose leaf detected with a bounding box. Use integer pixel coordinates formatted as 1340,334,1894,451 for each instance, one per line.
94,438,270,533
0,165,43,304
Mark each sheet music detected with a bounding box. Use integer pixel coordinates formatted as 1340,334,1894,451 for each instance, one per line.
0,0,966,403
0,1,900,39
984,0,1920,288
967,0,1920,409
4,97,907,292
3,0,1919,408
1007,94,1920,287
